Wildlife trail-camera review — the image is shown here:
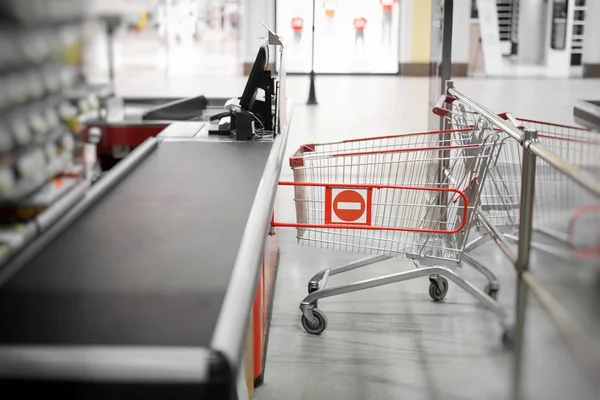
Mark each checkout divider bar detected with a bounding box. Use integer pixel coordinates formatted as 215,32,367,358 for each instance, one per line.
210,106,293,375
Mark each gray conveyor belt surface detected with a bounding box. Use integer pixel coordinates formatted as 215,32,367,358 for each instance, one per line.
0,140,272,347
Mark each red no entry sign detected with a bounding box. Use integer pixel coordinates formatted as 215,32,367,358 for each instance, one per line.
325,187,372,225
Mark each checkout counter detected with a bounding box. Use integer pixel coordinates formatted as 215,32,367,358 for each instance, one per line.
0,27,290,399
574,100,600,132
92,95,229,160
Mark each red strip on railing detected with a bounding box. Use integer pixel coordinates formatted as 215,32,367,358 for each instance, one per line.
272,181,469,234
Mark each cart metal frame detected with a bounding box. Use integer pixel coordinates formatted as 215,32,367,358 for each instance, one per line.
272,127,512,338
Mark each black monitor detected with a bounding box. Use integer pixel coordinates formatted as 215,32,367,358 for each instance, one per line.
239,44,269,111
209,43,274,140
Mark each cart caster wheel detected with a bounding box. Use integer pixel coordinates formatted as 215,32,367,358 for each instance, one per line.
502,328,515,351
484,284,499,300
428,276,449,302
301,308,328,335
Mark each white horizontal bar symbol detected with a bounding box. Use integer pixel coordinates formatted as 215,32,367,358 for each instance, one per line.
337,202,362,210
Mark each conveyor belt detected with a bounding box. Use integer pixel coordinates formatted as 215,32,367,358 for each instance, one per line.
0,140,272,347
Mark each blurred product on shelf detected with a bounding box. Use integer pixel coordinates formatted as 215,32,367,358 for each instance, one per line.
0,0,86,25
0,0,99,228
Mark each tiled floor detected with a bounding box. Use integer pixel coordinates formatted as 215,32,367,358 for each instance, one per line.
106,74,600,399
267,76,600,400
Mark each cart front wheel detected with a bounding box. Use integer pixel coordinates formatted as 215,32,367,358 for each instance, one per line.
428,275,449,301
301,308,328,335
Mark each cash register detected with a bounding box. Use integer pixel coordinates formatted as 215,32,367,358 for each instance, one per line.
208,44,276,141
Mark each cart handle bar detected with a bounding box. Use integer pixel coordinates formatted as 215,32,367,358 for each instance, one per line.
432,94,456,117
272,181,469,235
433,92,524,142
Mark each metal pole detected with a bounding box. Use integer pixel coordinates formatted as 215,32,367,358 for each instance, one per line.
307,0,317,105
438,79,454,231
440,0,454,130
513,128,538,400
436,1,453,229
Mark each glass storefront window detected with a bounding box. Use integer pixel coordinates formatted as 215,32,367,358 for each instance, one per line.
276,0,400,74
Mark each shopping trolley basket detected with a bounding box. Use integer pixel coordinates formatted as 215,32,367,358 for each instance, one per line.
271,129,511,339
435,95,600,262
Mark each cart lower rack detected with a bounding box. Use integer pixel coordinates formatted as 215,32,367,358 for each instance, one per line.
272,128,511,343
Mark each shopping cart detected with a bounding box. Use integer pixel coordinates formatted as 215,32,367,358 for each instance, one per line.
434,95,600,263
271,128,511,339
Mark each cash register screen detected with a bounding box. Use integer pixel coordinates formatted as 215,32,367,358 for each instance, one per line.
239,44,269,111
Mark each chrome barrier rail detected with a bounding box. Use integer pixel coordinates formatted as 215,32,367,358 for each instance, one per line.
448,86,600,198
442,82,600,400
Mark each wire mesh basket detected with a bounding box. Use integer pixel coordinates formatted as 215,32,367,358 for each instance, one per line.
279,129,500,266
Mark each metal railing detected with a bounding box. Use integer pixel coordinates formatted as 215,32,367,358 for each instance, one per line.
446,83,600,399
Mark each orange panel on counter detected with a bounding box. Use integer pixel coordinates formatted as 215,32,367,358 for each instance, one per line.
252,230,280,388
